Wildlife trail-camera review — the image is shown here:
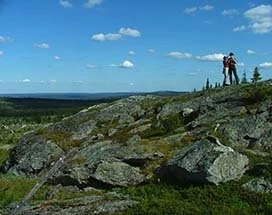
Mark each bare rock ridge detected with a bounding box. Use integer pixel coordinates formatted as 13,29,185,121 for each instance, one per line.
2,80,272,214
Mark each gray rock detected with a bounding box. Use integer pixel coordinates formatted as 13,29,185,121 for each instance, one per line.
12,192,137,215
108,128,118,137
91,160,145,187
71,120,97,140
126,135,142,145
129,123,152,134
242,177,272,193
1,134,63,175
218,113,272,150
159,136,248,185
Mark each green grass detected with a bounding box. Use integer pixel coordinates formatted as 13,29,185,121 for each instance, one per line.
0,175,37,209
114,181,272,215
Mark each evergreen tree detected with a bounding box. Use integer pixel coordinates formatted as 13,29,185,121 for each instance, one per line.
215,82,218,88
241,70,248,84
251,67,262,85
206,78,210,90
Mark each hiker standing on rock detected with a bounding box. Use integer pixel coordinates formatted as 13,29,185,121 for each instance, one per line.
222,56,229,86
228,52,239,84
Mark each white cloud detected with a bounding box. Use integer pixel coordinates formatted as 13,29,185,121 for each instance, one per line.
119,28,141,37
148,49,155,53
199,5,214,11
0,35,13,43
259,62,272,69
119,60,134,69
184,5,214,14
34,43,49,49
21,78,31,83
244,4,272,34
0,50,4,56
49,80,57,84
184,7,197,14
238,62,245,67
128,51,135,55
91,33,122,41
54,56,61,60
86,64,96,69
59,0,73,8
247,49,256,54
84,0,104,8
168,51,192,59
91,27,140,42
222,9,239,16
196,53,224,62
233,25,246,32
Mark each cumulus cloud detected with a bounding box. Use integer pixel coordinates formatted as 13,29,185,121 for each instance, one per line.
91,27,140,42
196,53,224,61
0,50,4,56
222,9,239,16
20,78,31,83
184,5,214,14
86,64,96,69
233,25,246,32
128,51,135,55
199,5,214,11
244,4,272,34
34,43,49,49
54,56,61,60
59,0,72,8
184,7,197,14
247,49,256,54
84,0,104,8
259,62,272,69
49,80,57,84
148,49,155,53
0,35,13,43
168,51,192,59
91,33,122,41
119,28,141,37
119,60,134,69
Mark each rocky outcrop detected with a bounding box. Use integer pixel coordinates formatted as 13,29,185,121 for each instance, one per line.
9,188,137,215
158,136,248,185
2,81,272,214
217,101,272,150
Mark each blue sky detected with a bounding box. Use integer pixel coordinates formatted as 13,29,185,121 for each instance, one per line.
0,0,272,93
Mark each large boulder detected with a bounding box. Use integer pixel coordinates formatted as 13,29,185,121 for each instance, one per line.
1,132,63,175
218,112,272,150
50,141,162,188
91,160,145,187
158,136,248,185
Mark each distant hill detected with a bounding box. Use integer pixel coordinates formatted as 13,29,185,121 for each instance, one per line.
0,91,186,100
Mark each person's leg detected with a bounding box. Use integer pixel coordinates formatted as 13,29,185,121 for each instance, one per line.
233,67,239,84
229,67,233,85
223,68,227,86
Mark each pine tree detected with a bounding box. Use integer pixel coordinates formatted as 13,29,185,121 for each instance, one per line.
241,70,248,84
251,67,262,85
206,78,210,90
